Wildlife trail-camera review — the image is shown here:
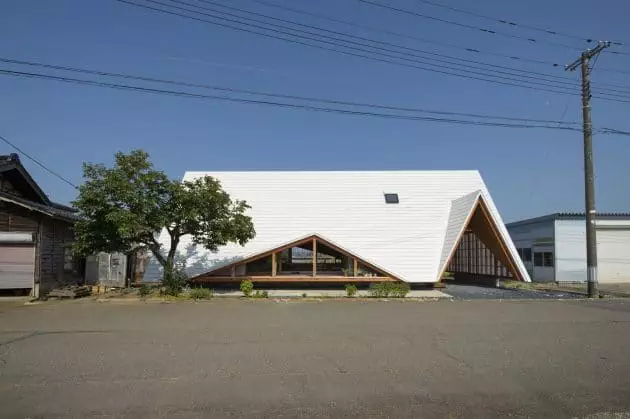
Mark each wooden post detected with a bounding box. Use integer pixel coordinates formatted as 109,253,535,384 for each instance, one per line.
231,265,236,278
312,238,317,277
353,258,358,277
467,234,472,273
278,251,283,274
272,252,277,276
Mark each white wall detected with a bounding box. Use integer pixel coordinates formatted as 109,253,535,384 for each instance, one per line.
597,229,630,283
556,219,630,283
507,220,555,282
555,220,586,282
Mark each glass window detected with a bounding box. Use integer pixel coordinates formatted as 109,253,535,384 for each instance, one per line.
384,193,399,204
543,252,554,267
534,252,543,267
522,248,532,262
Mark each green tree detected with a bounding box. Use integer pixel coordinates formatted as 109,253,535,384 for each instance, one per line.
72,150,255,294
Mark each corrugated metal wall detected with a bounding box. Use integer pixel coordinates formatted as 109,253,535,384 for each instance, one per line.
556,219,630,283
555,220,586,282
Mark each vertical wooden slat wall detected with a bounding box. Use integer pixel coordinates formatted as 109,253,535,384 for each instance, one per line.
447,231,513,279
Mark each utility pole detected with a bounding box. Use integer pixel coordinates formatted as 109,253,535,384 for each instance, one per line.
565,41,610,298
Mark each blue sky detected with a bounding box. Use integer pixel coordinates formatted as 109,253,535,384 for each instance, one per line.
1,0,629,222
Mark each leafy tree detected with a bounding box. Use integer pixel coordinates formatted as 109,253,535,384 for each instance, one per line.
73,150,255,294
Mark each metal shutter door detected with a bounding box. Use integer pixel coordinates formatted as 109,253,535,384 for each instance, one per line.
597,229,630,284
0,244,35,289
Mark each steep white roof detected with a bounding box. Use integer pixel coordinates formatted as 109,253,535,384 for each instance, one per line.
153,170,529,283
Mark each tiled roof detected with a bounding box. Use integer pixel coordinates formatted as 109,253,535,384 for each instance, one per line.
0,192,80,222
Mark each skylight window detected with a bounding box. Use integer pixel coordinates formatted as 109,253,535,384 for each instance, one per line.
384,193,399,204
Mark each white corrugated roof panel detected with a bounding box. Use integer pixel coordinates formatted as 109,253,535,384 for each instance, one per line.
150,170,529,283
438,190,481,276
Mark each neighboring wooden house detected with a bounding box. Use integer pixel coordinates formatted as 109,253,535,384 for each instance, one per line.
0,154,82,296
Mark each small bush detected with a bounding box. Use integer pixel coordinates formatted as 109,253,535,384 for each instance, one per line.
390,282,411,298
369,282,410,298
302,292,308,298
138,284,152,298
189,287,213,300
369,283,390,298
345,284,358,298
240,279,254,297
253,290,268,298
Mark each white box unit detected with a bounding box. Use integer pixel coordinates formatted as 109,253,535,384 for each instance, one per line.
85,252,128,287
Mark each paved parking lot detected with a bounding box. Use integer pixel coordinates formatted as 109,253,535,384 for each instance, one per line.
1,298,629,417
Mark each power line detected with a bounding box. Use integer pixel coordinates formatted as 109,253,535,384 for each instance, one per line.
194,0,630,95
151,0,630,98
116,0,579,94
598,127,630,136
114,0,630,102
0,68,587,131
189,0,585,88
239,0,564,67
3,67,628,136
0,57,583,125
0,133,78,189
356,0,585,51
233,0,630,93
412,0,603,44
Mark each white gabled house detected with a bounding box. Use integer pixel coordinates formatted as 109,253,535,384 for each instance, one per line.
150,170,530,285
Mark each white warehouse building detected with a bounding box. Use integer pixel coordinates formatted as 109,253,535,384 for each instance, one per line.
506,213,630,283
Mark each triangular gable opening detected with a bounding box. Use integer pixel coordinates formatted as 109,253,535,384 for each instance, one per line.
438,195,525,282
192,234,400,283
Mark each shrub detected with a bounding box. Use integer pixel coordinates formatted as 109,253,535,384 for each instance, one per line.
189,287,213,300
368,282,410,298
164,269,188,296
138,284,151,298
240,279,254,297
302,292,308,298
369,282,390,298
345,284,358,298
391,282,411,298
253,290,268,298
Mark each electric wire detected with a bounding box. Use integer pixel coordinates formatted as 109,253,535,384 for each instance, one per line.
113,0,630,102
0,134,78,188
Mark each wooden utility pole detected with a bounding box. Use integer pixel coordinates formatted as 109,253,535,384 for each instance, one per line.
565,41,611,298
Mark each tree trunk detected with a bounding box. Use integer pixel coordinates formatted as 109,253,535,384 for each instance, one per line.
163,235,180,292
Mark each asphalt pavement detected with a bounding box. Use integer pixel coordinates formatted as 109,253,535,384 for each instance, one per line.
444,283,584,300
1,298,629,418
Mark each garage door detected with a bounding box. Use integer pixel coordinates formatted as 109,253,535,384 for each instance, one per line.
0,232,35,289
597,229,630,284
